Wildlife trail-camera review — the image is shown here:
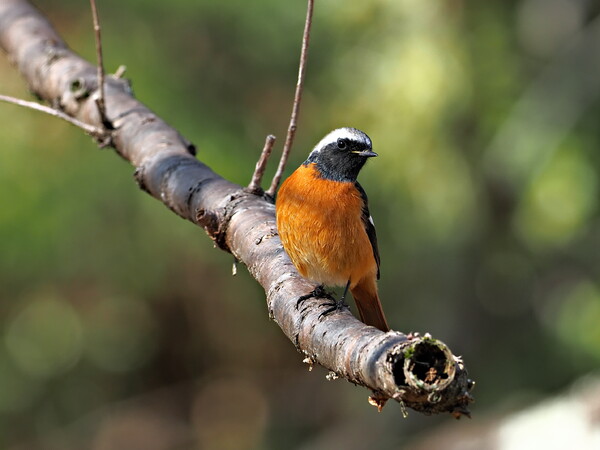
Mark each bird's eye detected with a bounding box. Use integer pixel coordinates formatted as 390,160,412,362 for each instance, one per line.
337,138,347,149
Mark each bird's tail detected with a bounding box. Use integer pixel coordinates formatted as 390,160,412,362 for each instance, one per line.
350,277,389,332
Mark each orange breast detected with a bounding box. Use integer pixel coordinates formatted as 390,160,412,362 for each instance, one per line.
276,163,377,288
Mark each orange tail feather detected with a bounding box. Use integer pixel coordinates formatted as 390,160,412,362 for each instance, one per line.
350,277,389,332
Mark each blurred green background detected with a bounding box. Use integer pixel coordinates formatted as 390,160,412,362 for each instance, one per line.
1,0,600,448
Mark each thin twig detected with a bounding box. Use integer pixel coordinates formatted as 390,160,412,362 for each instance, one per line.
89,0,108,127
0,94,104,136
113,65,127,79
248,134,276,194
266,0,314,197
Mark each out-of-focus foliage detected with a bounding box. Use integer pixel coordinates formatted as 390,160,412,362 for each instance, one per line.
1,0,599,448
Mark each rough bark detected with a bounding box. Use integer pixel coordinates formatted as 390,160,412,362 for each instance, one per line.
0,0,473,416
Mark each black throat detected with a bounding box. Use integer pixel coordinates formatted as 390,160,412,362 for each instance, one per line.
304,151,368,182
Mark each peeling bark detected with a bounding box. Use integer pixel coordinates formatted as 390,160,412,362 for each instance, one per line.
0,0,474,416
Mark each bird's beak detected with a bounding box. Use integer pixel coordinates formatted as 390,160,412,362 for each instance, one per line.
353,149,378,158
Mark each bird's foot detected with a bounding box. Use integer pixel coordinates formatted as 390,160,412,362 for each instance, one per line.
319,295,349,319
296,285,334,308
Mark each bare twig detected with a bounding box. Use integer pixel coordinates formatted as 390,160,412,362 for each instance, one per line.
248,134,276,194
0,94,104,136
113,65,127,79
266,0,314,197
89,0,109,127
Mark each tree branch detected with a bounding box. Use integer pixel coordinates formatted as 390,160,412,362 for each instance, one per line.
0,0,473,416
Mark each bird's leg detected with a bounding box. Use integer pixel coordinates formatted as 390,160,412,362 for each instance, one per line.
296,285,335,308
340,279,350,307
319,280,350,319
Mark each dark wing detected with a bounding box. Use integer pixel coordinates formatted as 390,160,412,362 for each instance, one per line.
355,182,380,279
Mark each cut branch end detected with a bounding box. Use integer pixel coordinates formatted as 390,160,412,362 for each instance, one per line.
387,336,473,417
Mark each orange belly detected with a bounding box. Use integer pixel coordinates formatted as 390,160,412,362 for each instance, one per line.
276,163,377,288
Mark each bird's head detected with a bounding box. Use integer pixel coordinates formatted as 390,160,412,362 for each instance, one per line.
305,127,377,182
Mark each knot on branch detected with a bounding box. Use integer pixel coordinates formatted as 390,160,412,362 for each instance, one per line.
57,75,114,145
208,190,258,251
196,188,277,255
196,207,221,245
242,186,276,204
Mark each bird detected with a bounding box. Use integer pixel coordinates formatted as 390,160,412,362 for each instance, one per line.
275,127,389,332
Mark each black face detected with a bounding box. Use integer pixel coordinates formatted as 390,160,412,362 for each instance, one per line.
305,128,377,182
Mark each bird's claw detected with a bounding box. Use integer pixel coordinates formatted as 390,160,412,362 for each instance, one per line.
296,285,335,308
319,297,348,319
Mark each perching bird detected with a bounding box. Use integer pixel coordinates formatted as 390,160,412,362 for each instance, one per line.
275,127,389,331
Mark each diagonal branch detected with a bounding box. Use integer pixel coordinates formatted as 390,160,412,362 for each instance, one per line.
0,0,473,416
